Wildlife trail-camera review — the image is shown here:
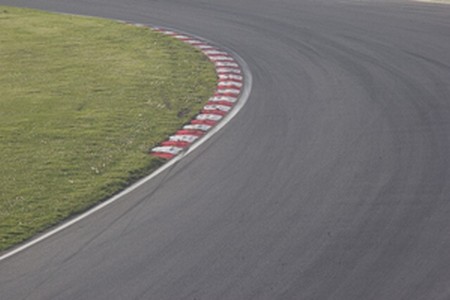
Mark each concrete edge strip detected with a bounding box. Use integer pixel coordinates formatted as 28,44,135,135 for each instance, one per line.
0,23,252,262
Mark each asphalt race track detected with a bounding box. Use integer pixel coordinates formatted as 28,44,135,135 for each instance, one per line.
1,0,450,299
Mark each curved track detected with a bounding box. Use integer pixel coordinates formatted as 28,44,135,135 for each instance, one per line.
1,0,450,299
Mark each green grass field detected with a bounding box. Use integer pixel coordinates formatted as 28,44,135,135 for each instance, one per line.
0,6,216,251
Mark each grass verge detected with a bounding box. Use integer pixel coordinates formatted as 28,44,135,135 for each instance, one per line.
0,6,216,251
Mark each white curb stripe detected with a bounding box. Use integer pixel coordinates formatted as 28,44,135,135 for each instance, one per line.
185,40,202,44
195,44,215,49
209,96,238,102
216,88,241,95
169,135,199,143
161,30,176,35
183,124,212,131
196,114,223,121
208,56,235,61
218,81,243,88
203,105,232,112
215,61,239,67
174,35,190,39
203,50,228,55
216,67,242,74
151,146,184,155
218,74,243,81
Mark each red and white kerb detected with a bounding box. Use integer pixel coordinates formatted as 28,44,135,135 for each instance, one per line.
150,28,243,160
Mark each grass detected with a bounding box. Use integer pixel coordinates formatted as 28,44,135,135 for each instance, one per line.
0,6,216,251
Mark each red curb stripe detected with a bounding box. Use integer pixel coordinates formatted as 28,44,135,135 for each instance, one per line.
190,42,208,46
201,109,227,116
207,101,234,107
219,78,243,84
161,141,190,148
217,85,241,90
218,78,243,82
152,152,176,160
176,129,204,136
215,92,240,98
191,119,218,126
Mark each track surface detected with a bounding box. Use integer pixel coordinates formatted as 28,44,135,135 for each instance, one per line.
1,0,450,299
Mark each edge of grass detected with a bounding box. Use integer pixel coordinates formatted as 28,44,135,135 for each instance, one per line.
0,6,216,251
